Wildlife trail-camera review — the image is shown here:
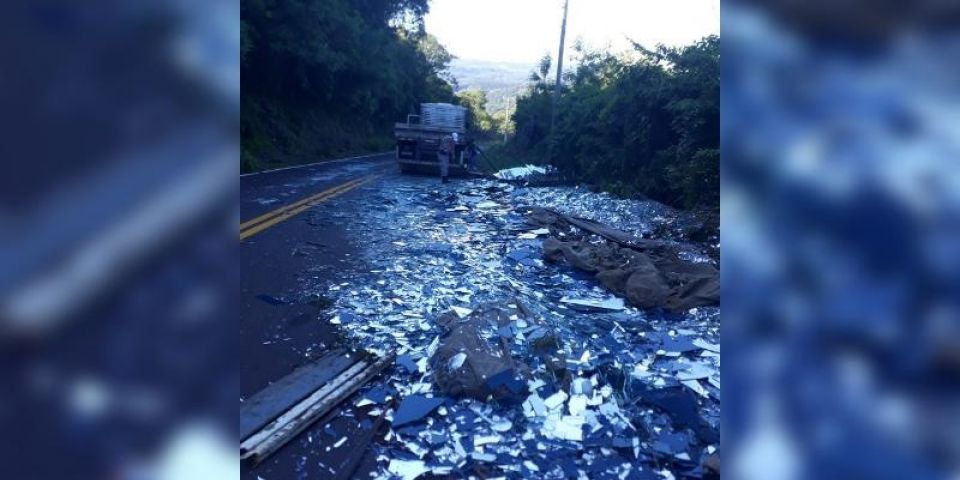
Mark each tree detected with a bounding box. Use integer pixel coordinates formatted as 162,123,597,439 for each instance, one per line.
241,0,454,171
528,54,552,91
508,36,720,210
457,90,495,135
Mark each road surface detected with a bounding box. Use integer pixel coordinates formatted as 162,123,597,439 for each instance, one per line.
241,153,397,479
240,153,721,479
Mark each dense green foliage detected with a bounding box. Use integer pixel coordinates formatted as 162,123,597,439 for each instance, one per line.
457,89,504,138
241,0,457,172
511,36,719,209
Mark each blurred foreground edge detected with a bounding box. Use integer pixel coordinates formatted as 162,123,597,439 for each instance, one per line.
724,1,960,479
0,1,238,479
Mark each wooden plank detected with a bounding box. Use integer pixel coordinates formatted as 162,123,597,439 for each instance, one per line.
241,360,370,454
240,350,360,439
241,352,395,465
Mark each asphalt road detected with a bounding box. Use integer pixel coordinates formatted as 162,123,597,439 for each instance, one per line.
239,154,724,479
240,153,398,479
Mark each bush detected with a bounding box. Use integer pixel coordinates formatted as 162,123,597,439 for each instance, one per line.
510,36,719,210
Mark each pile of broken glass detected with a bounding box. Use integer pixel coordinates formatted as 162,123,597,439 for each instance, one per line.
308,176,720,479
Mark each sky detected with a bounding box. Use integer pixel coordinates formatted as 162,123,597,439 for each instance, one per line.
425,0,719,65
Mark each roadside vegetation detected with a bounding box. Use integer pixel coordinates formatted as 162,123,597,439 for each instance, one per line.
241,0,456,172
241,0,718,214
505,36,719,211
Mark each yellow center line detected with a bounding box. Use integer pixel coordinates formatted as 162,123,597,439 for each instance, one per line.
240,174,381,240
240,175,377,239
240,176,367,231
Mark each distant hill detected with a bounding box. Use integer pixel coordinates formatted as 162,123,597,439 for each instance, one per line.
449,59,533,113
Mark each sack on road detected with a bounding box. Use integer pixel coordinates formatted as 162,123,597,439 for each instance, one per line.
536,209,719,311
430,303,530,400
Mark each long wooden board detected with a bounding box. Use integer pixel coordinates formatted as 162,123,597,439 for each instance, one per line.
240,350,361,439
241,352,395,465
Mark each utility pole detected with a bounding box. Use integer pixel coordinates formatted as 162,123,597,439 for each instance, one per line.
547,0,569,166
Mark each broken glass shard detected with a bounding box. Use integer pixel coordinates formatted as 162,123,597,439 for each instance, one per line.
560,296,625,312
392,395,446,428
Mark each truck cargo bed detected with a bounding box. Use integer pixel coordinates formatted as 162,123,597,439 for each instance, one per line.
394,103,470,176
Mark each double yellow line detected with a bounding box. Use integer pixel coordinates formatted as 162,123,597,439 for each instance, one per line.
240,174,380,240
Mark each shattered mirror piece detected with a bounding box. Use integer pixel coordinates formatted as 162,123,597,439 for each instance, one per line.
506,246,539,264
495,165,546,179
523,393,548,418
396,354,419,374
392,395,446,428
425,430,448,446
485,369,527,398
363,385,390,404
387,459,430,480
305,177,720,479
448,352,467,370
489,418,512,432
692,338,719,353
676,362,714,381
560,296,626,312
681,379,709,398
544,391,569,410
652,430,692,456
567,394,588,416
633,385,701,430
547,415,584,442
648,332,699,354
571,378,593,395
